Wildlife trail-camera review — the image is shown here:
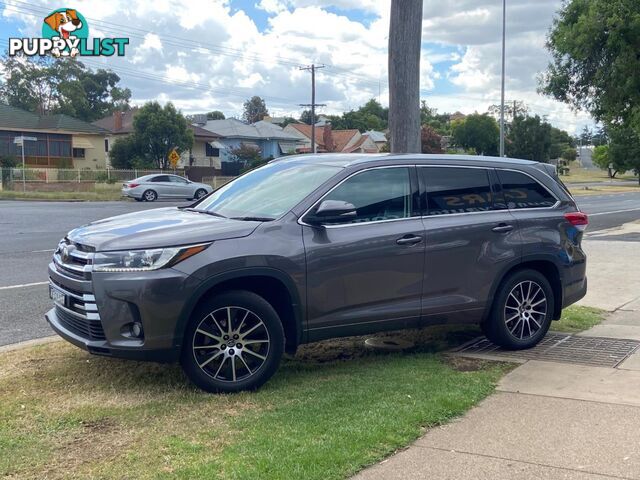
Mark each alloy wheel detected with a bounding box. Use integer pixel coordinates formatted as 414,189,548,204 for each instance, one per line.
192,306,270,382
504,280,547,340
195,189,206,199
144,190,157,201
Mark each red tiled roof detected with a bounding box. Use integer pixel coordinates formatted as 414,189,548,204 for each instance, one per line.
289,124,360,152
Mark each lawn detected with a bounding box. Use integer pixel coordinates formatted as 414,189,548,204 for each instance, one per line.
0,184,123,201
551,305,605,333
0,326,509,480
561,162,637,184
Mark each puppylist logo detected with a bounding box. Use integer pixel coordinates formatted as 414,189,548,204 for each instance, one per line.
9,8,129,58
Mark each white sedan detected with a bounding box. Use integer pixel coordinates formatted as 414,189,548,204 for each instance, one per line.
122,174,214,202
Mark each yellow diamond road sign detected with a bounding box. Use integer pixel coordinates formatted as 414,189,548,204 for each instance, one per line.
168,150,180,166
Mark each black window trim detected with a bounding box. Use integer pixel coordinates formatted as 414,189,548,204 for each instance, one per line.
417,165,560,217
298,165,421,229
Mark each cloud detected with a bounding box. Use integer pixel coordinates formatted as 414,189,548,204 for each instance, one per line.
0,0,594,133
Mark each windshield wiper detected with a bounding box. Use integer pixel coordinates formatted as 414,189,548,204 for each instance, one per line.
230,216,275,222
183,208,227,218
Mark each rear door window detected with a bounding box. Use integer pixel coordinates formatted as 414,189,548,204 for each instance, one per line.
496,170,557,209
421,167,494,215
151,175,170,183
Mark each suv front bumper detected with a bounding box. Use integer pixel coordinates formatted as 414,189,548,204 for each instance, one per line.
46,261,198,363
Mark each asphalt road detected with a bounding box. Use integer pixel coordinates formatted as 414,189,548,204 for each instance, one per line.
1,193,639,347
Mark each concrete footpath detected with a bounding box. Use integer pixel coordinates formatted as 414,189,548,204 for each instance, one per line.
354,238,640,480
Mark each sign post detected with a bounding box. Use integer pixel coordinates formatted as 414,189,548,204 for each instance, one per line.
13,136,37,192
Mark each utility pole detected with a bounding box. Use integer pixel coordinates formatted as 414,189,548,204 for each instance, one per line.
388,0,423,153
299,64,326,154
499,0,507,157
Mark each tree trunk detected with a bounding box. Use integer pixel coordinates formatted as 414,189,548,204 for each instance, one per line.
388,0,423,153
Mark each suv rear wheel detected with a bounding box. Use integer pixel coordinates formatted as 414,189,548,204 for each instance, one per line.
483,269,554,350
181,290,284,393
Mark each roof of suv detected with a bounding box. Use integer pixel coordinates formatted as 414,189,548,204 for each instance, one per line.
273,153,538,168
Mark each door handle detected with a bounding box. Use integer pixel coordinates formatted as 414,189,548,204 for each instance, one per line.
396,235,423,245
492,223,514,233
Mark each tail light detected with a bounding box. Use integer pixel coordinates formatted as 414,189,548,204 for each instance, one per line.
565,212,588,231
127,183,139,188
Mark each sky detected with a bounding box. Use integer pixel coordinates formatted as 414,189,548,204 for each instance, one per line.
0,0,594,134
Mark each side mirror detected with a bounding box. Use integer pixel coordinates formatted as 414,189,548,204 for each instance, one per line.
306,200,357,226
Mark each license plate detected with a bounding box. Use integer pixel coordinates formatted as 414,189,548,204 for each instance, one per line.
49,285,66,305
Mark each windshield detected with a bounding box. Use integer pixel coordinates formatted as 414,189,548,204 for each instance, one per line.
194,161,342,219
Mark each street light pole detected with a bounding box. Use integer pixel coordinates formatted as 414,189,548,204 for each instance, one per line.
21,141,25,193
499,0,506,157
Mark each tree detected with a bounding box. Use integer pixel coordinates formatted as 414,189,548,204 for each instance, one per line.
242,96,268,124
0,55,131,121
207,111,225,120
549,125,575,159
420,125,444,154
579,126,593,146
452,113,499,155
488,101,528,124
280,116,298,127
108,135,148,169
592,145,613,175
388,1,423,153
299,109,315,125
506,114,552,162
608,125,640,184
561,147,577,162
541,0,640,135
133,102,194,169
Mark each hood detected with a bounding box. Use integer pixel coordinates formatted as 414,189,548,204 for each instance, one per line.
67,207,261,251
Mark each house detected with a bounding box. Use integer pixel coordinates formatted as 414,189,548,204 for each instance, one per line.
0,103,109,169
363,130,387,150
284,123,380,154
197,118,303,162
93,109,223,168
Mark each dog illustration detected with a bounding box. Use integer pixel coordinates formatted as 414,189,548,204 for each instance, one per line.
44,9,82,57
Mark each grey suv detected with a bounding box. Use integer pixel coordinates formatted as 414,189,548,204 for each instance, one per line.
46,154,588,393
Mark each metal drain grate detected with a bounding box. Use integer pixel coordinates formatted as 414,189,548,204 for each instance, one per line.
456,332,640,368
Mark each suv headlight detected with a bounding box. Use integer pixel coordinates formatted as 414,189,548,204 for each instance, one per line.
93,243,209,272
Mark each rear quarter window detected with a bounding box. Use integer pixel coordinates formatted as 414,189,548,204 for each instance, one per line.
496,170,557,209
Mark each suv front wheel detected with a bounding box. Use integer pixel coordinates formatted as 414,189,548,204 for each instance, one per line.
483,269,554,350
181,290,284,393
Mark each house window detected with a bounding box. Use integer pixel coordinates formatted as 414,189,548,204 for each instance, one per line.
104,139,109,152
205,143,220,157
73,148,85,158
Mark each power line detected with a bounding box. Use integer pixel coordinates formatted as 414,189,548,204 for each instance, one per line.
0,0,386,89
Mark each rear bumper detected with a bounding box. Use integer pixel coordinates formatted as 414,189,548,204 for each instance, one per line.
562,275,587,309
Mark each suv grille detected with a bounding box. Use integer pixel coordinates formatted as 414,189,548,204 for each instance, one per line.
53,238,94,280
50,280,105,341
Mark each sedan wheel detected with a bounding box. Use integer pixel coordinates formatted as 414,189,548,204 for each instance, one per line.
194,188,207,200
143,189,157,202
181,290,284,393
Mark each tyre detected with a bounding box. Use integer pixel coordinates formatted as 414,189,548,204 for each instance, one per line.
181,290,285,393
143,189,157,202
482,269,554,350
194,188,207,200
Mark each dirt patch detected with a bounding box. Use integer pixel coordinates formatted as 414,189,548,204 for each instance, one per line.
295,325,482,363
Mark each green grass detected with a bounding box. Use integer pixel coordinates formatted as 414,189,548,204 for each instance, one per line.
0,327,510,480
551,305,606,333
0,184,123,201
561,162,637,184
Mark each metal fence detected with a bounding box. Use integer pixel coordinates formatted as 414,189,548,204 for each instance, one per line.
0,168,236,192
2,168,184,184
